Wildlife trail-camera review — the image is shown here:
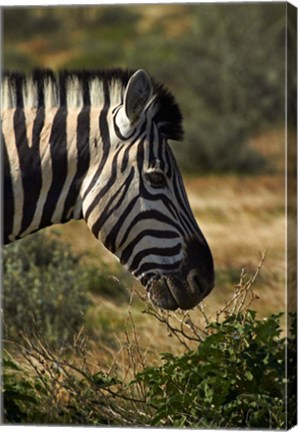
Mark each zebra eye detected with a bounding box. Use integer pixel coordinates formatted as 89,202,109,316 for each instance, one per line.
146,171,167,188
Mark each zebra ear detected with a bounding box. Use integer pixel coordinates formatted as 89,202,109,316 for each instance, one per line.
124,70,153,124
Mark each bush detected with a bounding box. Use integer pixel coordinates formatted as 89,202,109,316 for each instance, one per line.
124,3,284,174
174,110,268,174
135,311,287,428
2,311,294,427
80,264,130,305
3,233,91,348
3,233,131,348
2,351,45,424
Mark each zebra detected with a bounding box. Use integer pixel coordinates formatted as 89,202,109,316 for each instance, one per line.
2,68,214,310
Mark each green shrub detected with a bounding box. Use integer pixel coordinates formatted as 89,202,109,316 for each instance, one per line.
3,311,295,428
288,312,298,428
135,311,289,429
124,3,284,174
2,351,44,424
3,233,131,348
3,233,91,348
80,264,130,304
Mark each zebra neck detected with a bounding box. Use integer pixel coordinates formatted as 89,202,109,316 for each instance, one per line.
3,105,98,243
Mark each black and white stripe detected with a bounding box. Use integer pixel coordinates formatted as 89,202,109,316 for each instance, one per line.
2,68,214,310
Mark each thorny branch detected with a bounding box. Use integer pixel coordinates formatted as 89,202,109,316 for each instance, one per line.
216,251,266,321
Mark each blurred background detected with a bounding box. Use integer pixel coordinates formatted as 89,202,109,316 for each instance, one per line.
2,3,295,368
4,3,293,173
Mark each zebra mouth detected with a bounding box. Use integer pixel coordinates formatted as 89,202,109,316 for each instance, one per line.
146,276,179,310
146,274,206,311
141,239,214,311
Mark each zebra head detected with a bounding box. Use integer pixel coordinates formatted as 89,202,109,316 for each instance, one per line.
83,70,214,310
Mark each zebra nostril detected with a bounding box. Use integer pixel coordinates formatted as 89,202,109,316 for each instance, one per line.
186,269,202,294
193,274,201,288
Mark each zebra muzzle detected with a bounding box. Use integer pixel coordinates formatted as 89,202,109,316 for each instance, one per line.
146,238,214,311
147,271,211,311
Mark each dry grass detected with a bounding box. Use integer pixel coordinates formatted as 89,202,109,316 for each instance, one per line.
185,175,285,314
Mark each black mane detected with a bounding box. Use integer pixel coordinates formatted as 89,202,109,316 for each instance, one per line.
3,68,184,141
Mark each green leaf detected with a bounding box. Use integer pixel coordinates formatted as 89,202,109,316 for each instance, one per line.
245,371,254,381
